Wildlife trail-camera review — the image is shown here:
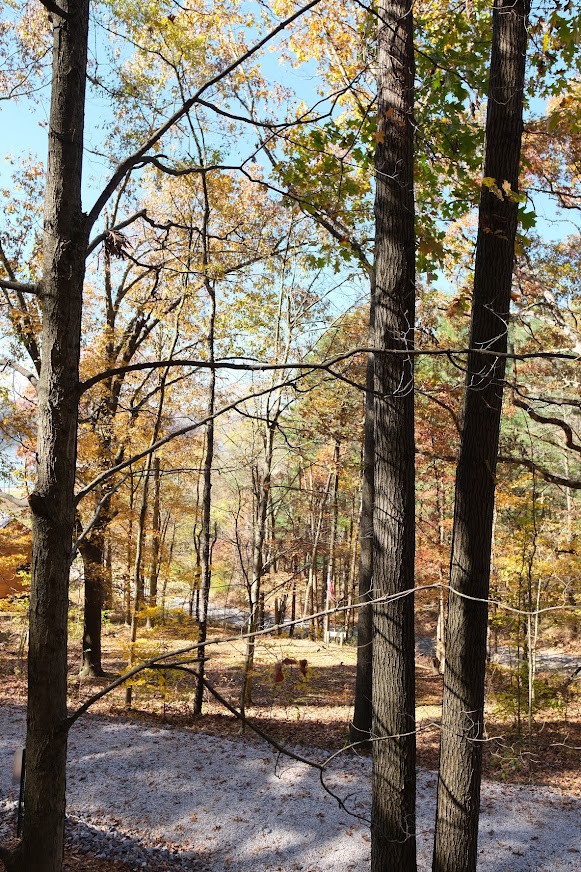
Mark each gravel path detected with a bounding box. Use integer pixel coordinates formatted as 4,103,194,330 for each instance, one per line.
1,705,579,871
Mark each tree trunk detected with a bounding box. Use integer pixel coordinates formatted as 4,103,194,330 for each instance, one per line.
241,425,274,708
371,1,417,870
323,440,340,644
125,462,150,707
79,532,106,677
350,344,375,743
433,3,530,870
193,165,216,716
1,4,90,871
193,356,215,714
145,455,161,629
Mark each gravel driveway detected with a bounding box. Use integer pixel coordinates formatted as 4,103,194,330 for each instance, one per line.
1,705,579,871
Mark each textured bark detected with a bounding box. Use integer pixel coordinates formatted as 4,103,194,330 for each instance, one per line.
3,3,90,870
433,3,530,870
350,350,374,743
371,2,416,870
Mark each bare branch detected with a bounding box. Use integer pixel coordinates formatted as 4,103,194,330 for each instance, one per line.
79,346,579,396
64,655,206,730
71,474,130,560
87,0,323,227
75,372,310,502
512,392,581,453
422,449,581,490
0,278,40,295
86,210,147,258
38,0,70,20
0,357,38,387
0,490,29,511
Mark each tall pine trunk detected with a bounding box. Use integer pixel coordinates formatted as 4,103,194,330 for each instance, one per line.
371,1,417,869
433,2,530,869
1,4,90,870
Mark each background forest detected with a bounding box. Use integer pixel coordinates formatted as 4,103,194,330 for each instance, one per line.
0,1,579,871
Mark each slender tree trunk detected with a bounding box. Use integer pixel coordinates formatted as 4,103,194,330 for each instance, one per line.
371,1,417,870
323,440,340,644
193,333,215,715
241,425,275,708
125,463,151,708
125,471,135,624
104,528,113,609
193,163,216,716
125,309,182,707
351,339,375,743
0,5,90,871
145,455,161,629
433,3,530,869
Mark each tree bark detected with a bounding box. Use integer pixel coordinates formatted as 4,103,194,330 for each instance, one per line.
2,4,90,870
371,1,417,870
193,305,215,715
350,341,375,743
433,3,530,870
145,455,161,629
193,164,216,717
241,424,274,708
79,531,106,676
323,439,340,644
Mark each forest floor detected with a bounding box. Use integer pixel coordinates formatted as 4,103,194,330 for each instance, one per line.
0,609,580,871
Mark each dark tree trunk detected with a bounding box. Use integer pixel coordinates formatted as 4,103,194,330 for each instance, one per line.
79,532,106,677
350,345,374,744
371,1,417,870
432,3,530,870
2,4,90,871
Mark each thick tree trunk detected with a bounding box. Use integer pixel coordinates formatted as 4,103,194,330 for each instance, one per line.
2,4,90,871
371,1,417,870
350,345,375,743
432,3,530,870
